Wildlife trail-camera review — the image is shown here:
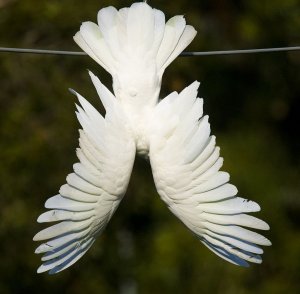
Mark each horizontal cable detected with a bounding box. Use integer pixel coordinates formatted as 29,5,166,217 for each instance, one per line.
181,46,300,56
0,47,86,56
0,46,300,56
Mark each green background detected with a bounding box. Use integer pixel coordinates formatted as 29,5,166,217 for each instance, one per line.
0,0,299,293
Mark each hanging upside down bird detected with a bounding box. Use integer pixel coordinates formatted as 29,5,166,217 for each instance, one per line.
33,2,271,274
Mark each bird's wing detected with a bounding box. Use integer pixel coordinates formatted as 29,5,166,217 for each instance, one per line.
33,72,136,274
148,82,271,267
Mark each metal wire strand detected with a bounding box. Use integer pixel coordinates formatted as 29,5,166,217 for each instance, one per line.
0,46,300,56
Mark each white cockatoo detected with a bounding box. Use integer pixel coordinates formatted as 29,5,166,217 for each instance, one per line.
34,2,271,274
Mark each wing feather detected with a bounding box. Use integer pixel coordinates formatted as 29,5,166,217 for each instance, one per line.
149,82,271,266
34,73,135,274
37,210,94,223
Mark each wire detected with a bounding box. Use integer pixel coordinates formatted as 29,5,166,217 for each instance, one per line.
0,46,300,56
0,47,86,56
181,46,300,56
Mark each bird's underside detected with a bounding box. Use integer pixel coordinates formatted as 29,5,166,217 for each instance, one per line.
34,2,270,274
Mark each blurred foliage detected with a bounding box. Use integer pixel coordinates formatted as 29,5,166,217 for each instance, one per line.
0,0,300,293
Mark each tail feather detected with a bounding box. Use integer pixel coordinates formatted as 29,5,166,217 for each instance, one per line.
74,2,196,78
97,6,121,60
156,16,185,70
74,22,114,73
158,24,197,73
116,8,129,48
126,3,155,53
151,9,166,56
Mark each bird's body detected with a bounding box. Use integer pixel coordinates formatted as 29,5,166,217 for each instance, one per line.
34,2,271,274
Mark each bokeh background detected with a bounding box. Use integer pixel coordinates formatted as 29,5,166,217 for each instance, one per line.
0,0,300,293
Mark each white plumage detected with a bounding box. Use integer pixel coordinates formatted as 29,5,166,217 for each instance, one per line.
34,2,270,274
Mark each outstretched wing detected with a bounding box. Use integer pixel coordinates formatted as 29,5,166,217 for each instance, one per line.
149,82,271,267
33,72,136,274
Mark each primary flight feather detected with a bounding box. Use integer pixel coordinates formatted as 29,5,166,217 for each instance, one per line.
34,2,270,274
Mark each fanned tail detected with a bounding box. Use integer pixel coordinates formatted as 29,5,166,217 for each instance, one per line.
74,2,196,78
